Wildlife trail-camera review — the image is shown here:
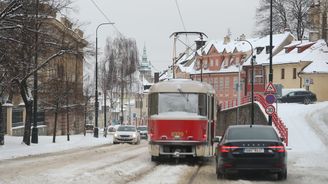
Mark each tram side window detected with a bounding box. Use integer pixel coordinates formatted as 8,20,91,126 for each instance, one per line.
198,94,207,116
149,93,158,115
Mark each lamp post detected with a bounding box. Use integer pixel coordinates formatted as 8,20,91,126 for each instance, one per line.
251,55,256,126
95,22,114,138
239,39,255,126
269,0,273,126
31,0,39,144
236,62,241,124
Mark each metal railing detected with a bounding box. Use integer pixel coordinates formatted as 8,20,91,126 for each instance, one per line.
220,94,288,146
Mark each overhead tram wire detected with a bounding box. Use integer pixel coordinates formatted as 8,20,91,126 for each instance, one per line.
174,0,190,45
89,0,120,34
174,0,187,32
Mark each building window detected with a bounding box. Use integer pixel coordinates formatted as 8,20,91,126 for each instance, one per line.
219,78,224,94
266,46,274,54
203,59,208,69
214,78,219,92
225,77,230,95
233,77,238,95
281,68,285,79
254,69,264,83
210,59,214,67
256,47,264,55
293,68,297,79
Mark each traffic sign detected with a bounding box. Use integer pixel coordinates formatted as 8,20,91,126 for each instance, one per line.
265,94,276,104
265,82,277,94
265,105,275,115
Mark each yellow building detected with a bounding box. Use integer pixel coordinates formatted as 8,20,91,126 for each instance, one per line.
268,39,328,101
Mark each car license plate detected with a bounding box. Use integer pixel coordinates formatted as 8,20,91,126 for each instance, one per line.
244,148,264,153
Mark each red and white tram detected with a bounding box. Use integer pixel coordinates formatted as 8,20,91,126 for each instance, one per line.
147,79,218,161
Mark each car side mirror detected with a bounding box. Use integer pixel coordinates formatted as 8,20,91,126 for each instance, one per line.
213,136,222,143
280,137,285,142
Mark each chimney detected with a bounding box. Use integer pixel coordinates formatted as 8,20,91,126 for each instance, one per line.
223,35,230,45
154,72,159,83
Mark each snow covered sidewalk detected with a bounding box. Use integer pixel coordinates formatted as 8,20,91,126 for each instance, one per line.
0,133,112,161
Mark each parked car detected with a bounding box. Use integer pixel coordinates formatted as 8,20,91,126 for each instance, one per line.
277,90,317,104
215,125,287,180
107,126,117,135
113,125,140,144
137,126,148,139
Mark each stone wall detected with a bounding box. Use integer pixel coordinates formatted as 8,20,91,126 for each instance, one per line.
12,125,47,136
216,103,267,136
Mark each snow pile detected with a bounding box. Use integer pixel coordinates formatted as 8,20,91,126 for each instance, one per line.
0,133,112,161
277,101,328,169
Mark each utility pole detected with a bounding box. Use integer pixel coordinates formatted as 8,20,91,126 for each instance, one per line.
31,0,39,144
94,22,114,137
104,87,107,137
268,0,273,126
66,75,70,141
120,60,124,125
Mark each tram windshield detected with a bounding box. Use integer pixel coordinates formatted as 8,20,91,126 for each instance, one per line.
149,93,207,116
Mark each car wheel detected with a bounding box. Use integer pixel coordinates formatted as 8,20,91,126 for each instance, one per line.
216,163,225,179
303,98,311,105
113,141,119,144
277,169,287,180
216,170,225,179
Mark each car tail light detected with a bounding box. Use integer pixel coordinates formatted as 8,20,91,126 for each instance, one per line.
219,145,239,153
268,145,285,153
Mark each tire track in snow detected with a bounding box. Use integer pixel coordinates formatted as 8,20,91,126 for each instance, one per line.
305,106,328,148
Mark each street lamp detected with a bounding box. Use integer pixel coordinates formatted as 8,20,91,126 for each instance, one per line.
94,22,114,138
239,39,255,126
31,0,40,144
269,0,273,126
236,62,241,124
251,55,256,126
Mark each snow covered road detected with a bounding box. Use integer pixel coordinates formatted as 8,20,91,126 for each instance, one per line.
0,102,328,184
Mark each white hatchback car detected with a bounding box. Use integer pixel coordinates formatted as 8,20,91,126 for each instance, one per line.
113,125,140,144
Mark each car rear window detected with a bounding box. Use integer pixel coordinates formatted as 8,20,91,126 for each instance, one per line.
227,126,279,140
137,127,147,131
117,126,136,132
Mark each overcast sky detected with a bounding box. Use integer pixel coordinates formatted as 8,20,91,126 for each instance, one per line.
69,0,260,72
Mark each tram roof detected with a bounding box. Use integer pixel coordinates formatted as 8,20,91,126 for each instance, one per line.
149,79,216,94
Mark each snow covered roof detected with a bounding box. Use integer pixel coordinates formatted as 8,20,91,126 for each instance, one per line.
149,79,215,94
301,40,328,74
272,40,313,65
243,32,295,66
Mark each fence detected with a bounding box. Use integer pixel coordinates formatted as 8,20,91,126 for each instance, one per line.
220,94,288,146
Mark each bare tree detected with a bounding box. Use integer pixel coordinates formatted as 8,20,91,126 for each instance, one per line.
0,0,84,145
100,36,139,125
255,0,312,40
288,0,312,40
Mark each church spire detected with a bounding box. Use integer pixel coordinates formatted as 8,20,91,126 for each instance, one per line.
141,44,150,68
